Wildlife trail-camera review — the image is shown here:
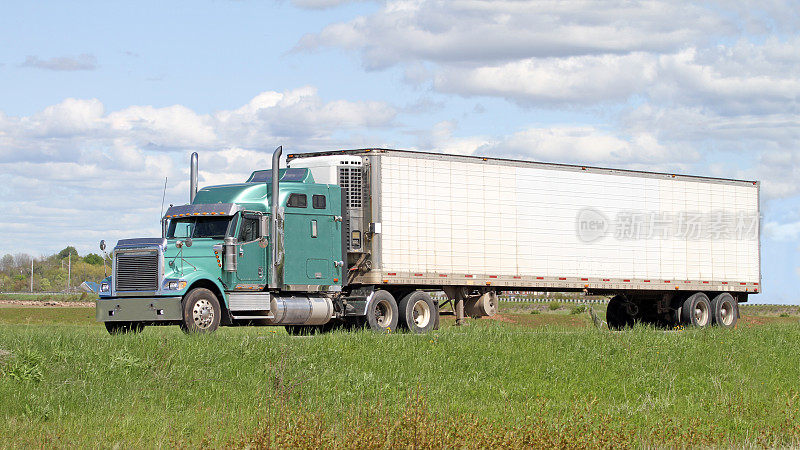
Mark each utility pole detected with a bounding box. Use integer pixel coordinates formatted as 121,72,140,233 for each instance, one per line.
30,258,33,293
67,253,71,292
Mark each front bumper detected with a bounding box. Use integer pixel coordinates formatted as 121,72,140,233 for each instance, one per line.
96,297,183,322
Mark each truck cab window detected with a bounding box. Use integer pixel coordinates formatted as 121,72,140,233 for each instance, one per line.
312,194,326,209
239,216,260,242
287,193,307,208
167,217,231,239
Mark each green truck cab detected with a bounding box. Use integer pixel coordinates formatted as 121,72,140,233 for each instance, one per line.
96,147,369,334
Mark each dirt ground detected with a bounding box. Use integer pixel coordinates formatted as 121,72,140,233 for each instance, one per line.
0,299,95,308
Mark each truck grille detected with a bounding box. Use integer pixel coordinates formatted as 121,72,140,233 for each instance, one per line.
115,251,160,291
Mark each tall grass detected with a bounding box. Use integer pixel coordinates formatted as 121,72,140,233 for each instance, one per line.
1,316,800,447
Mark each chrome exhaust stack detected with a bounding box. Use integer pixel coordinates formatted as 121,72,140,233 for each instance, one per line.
189,152,198,203
269,146,283,289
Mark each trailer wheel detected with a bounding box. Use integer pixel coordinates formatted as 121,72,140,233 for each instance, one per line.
710,293,738,328
366,290,398,333
606,295,634,330
105,322,145,335
399,291,438,333
681,292,711,327
180,288,221,334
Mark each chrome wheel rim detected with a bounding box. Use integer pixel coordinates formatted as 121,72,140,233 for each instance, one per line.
412,300,431,328
720,300,734,326
192,299,214,329
694,301,709,326
375,301,392,328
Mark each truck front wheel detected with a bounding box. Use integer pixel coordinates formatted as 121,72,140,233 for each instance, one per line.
366,290,398,333
180,288,221,334
399,291,437,333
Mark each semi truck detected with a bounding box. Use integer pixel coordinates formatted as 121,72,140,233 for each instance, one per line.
96,147,760,334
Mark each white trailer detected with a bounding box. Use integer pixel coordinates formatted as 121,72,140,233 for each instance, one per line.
288,149,760,329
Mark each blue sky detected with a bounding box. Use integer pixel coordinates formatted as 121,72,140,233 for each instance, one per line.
1,1,798,303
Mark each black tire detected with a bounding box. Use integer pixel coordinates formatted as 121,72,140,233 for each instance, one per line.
180,288,221,334
398,291,438,333
366,290,398,333
681,292,711,327
710,293,738,328
606,295,634,330
105,321,145,335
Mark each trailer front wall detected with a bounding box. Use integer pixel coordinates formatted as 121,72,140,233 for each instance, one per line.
376,154,759,287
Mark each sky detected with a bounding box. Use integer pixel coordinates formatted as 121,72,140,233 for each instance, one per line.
0,0,798,303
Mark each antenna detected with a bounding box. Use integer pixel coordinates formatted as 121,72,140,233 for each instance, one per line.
160,176,168,220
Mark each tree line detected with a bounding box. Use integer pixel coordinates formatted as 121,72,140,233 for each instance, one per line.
0,246,110,292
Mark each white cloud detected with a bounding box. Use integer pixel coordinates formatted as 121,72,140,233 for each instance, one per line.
435,53,658,105
1,87,396,163
764,221,800,241
652,43,800,115
298,0,736,69
0,88,396,256
298,1,800,121
20,54,97,71
414,121,698,172
418,121,495,156
490,127,685,165
291,0,372,9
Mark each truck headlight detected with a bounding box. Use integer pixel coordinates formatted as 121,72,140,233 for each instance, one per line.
100,282,110,293
165,280,187,290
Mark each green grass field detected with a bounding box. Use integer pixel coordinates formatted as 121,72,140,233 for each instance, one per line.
1,303,800,448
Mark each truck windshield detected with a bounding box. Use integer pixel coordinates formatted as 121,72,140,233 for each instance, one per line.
167,217,231,240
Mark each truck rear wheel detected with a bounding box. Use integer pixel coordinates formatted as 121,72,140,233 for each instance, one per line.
180,288,221,334
399,291,438,333
606,295,635,330
710,293,738,328
366,290,398,333
105,322,145,335
681,292,711,327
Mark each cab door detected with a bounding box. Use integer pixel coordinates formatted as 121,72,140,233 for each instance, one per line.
282,190,342,288
235,212,267,284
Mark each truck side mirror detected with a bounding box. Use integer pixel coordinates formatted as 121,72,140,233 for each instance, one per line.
99,240,106,251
